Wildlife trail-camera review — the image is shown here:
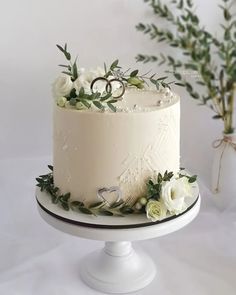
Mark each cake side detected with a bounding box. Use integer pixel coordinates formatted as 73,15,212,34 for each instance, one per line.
53,89,180,204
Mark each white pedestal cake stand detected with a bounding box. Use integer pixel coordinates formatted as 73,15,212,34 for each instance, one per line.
36,187,200,294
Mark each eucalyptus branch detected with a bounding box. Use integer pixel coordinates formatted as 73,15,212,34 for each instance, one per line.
137,0,236,133
56,44,178,112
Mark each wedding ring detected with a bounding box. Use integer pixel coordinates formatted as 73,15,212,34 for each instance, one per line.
91,77,125,99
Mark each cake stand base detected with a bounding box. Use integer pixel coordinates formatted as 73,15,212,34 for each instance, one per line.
36,187,200,294
80,241,156,294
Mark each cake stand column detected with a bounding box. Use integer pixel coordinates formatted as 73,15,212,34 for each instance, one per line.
80,240,156,294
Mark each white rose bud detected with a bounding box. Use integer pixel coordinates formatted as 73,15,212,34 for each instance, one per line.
146,200,167,222
57,97,67,107
52,75,73,98
74,67,106,95
139,197,147,206
76,101,85,110
161,177,193,215
135,202,142,211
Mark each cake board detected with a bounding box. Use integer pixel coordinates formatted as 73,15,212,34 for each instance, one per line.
36,187,200,294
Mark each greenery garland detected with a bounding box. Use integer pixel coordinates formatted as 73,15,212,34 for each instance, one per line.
36,166,197,219
56,43,181,112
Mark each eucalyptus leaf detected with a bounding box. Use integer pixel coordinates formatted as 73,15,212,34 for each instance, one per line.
79,207,93,215
89,201,105,209
107,103,116,112
99,209,113,216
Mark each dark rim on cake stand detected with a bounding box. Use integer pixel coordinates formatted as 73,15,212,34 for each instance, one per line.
36,184,200,294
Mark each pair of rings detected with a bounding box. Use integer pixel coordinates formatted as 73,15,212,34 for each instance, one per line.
90,77,125,99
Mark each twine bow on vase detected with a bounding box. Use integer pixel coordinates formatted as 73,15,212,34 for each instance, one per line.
212,134,236,196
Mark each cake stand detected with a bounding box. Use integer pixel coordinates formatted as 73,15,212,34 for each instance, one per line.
36,186,200,294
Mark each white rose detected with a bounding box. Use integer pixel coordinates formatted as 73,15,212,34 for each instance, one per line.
87,67,105,82
146,200,167,222
161,177,193,215
52,75,73,98
74,67,105,95
74,74,91,94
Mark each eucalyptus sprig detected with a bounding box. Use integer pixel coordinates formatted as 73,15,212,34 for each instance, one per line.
104,58,178,90
136,0,236,133
36,166,134,216
56,44,117,112
56,43,178,113
36,166,197,219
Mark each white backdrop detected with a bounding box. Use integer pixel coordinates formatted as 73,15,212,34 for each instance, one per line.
0,1,235,295
0,0,225,184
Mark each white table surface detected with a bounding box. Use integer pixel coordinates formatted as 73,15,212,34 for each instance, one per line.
0,156,236,295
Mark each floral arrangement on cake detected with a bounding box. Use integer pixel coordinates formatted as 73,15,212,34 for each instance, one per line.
36,166,197,222
53,44,181,112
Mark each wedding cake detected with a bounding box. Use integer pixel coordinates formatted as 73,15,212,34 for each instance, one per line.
36,44,197,222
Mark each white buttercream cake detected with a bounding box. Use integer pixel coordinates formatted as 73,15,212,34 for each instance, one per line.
35,44,198,222
53,88,180,204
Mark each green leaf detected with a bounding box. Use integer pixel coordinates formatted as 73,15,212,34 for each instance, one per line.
120,206,134,215
110,200,125,208
71,201,84,208
62,192,71,202
188,175,197,183
48,165,53,171
223,8,231,20
79,87,85,97
65,52,71,61
185,82,193,92
185,63,198,71
69,98,77,106
174,73,182,80
190,92,199,99
61,202,70,211
93,101,104,110
51,195,59,204
79,207,93,215
177,0,183,9
196,81,205,86
156,76,168,81
72,60,78,80
100,93,112,101
130,70,139,77
89,201,105,209
110,59,119,70
70,88,77,98
212,115,222,119
104,62,107,74
187,0,193,8
62,71,72,76
108,99,118,104
99,209,114,216
175,82,185,86
56,44,65,53
36,177,43,183
81,100,91,109
58,64,70,68
107,103,117,112
167,56,175,64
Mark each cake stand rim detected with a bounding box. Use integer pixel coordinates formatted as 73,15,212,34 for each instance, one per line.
36,189,201,241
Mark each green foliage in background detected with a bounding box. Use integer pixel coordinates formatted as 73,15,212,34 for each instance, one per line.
136,0,236,133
